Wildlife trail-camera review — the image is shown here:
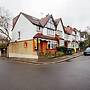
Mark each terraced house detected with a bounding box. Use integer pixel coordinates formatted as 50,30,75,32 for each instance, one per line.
9,12,81,59
9,12,59,59
55,19,80,52
64,26,80,52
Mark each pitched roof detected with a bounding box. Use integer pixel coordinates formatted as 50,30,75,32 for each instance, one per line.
33,33,57,40
40,14,50,27
12,12,41,30
64,26,74,35
40,14,55,27
22,13,41,26
55,18,61,26
55,18,66,33
12,12,56,30
13,14,20,30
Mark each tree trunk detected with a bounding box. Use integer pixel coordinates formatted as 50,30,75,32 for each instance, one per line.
6,43,10,58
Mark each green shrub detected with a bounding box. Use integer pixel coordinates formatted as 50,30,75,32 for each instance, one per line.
56,46,66,53
56,51,65,57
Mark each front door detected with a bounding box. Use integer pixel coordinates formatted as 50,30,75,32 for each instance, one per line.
65,41,68,48
40,41,47,54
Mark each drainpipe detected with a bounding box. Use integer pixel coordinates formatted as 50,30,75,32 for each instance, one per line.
37,38,39,55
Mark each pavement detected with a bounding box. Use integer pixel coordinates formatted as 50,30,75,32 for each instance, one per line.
0,52,83,64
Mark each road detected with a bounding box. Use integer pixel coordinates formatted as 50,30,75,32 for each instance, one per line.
0,56,90,90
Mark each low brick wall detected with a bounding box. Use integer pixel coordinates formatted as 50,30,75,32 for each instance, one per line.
46,49,57,54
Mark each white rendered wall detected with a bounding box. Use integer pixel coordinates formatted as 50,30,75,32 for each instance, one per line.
76,31,80,41
11,14,37,42
59,40,64,46
65,34,73,41
43,28,47,36
56,21,64,39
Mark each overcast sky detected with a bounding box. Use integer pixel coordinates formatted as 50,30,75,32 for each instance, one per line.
0,0,90,30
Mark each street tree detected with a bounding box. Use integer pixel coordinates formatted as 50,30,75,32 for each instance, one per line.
0,7,12,57
86,26,90,46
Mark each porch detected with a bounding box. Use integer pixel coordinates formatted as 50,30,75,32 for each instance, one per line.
33,33,58,56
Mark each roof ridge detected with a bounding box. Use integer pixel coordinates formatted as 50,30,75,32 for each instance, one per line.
21,12,39,20
20,12,41,26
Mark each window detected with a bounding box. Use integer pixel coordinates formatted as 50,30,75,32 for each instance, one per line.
36,26,42,32
47,29,50,35
47,28,54,35
48,41,57,49
18,31,20,40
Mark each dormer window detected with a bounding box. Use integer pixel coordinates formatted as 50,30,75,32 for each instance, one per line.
18,31,20,40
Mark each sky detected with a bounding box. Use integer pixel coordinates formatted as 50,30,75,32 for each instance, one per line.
0,0,90,31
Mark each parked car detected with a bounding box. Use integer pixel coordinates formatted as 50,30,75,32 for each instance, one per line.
66,48,72,55
83,47,90,55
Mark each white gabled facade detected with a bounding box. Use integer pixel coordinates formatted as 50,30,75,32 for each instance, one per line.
11,14,37,42
56,20,64,39
9,13,40,59
55,18,65,46
41,17,57,49
43,18,55,36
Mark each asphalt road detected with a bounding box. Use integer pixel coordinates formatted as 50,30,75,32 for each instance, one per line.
0,55,90,90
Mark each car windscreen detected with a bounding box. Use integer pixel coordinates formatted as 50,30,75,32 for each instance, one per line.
85,48,90,52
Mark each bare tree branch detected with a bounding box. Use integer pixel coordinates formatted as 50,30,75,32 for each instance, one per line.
0,7,11,42
0,29,11,40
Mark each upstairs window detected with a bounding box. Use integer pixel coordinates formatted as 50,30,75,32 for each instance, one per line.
36,26,42,32
47,28,54,35
18,31,20,40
